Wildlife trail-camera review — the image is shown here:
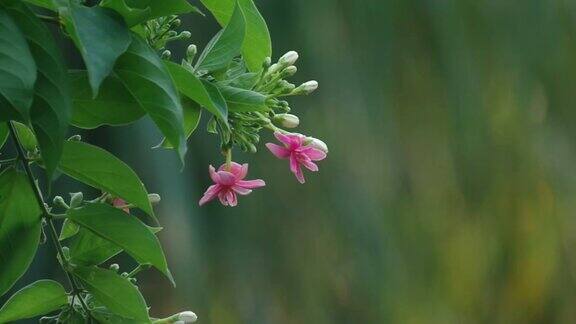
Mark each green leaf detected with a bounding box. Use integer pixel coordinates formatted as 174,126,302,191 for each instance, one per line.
99,0,151,27
0,123,8,149
218,85,267,112
115,34,187,162
69,228,122,266
165,61,228,123
58,140,155,220
67,203,173,284
70,71,145,129
5,1,72,182
0,7,36,121
200,0,271,71
65,4,132,97
12,121,37,152
196,3,245,73
73,266,150,322
0,168,42,297
125,0,201,20
22,0,56,10
0,280,67,323
159,97,202,148
59,218,79,241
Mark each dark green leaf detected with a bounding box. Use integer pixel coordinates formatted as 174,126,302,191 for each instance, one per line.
115,34,187,162
0,280,67,323
59,218,79,241
0,123,8,149
218,85,267,112
196,3,245,73
159,98,202,148
73,266,149,322
22,0,56,10
70,71,145,129
58,140,155,220
67,203,173,284
0,168,42,297
165,61,228,123
200,0,272,71
125,0,201,20
0,7,36,121
5,1,72,182
99,0,151,27
66,4,131,96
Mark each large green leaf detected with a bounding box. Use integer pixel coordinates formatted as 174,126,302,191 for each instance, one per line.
22,0,55,11
115,34,187,162
200,0,271,71
218,85,267,112
73,266,149,322
0,168,42,297
58,141,155,219
66,4,131,97
99,0,151,27
69,228,122,266
67,203,173,284
70,71,145,129
0,280,67,323
196,3,245,73
0,7,36,121
125,0,200,20
5,1,72,182
165,62,228,123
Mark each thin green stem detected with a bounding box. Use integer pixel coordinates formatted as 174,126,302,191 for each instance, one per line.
7,122,92,321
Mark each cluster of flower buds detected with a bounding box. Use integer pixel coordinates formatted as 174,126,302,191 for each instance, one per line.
145,15,192,55
199,52,329,207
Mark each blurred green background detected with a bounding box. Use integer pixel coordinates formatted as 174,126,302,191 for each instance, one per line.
8,0,576,323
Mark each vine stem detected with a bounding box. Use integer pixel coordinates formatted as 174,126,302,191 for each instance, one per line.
7,122,93,321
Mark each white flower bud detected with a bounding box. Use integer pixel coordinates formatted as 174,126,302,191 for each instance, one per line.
186,44,197,59
148,193,161,205
178,311,198,323
279,51,299,66
295,81,318,95
180,31,192,39
281,66,297,77
274,114,300,128
69,192,84,208
306,137,329,153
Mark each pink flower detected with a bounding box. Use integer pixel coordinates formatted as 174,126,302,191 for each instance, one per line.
199,162,266,207
266,132,327,184
112,198,130,214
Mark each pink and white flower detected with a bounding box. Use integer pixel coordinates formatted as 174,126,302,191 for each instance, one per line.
199,162,266,207
266,132,327,184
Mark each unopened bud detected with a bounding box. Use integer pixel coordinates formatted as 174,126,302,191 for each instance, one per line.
171,19,182,27
53,196,69,209
161,50,172,59
167,31,178,37
306,137,329,153
180,31,192,39
268,63,280,74
109,264,120,272
279,51,299,67
262,57,272,69
281,66,297,77
186,44,197,60
148,193,161,205
274,114,300,128
69,192,83,209
294,81,318,95
178,311,198,323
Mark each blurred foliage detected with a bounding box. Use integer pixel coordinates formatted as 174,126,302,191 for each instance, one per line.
6,0,576,323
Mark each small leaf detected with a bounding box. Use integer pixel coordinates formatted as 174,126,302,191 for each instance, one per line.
67,203,173,284
70,71,145,129
0,168,42,297
196,3,245,73
165,61,228,123
115,34,187,162
0,280,67,323
58,141,155,220
59,218,80,241
73,266,150,322
99,0,151,27
65,4,132,96
0,7,36,121
12,121,37,152
5,0,72,182
218,85,267,112
159,98,202,149
125,0,201,20
200,0,272,71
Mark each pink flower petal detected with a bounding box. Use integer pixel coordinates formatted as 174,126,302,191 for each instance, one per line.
218,191,229,206
237,179,266,189
301,147,327,161
301,160,319,172
274,132,294,146
217,171,237,185
289,155,299,174
266,143,291,159
293,165,306,184
232,186,252,195
226,191,238,207
199,184,221,206
209,165,220,183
